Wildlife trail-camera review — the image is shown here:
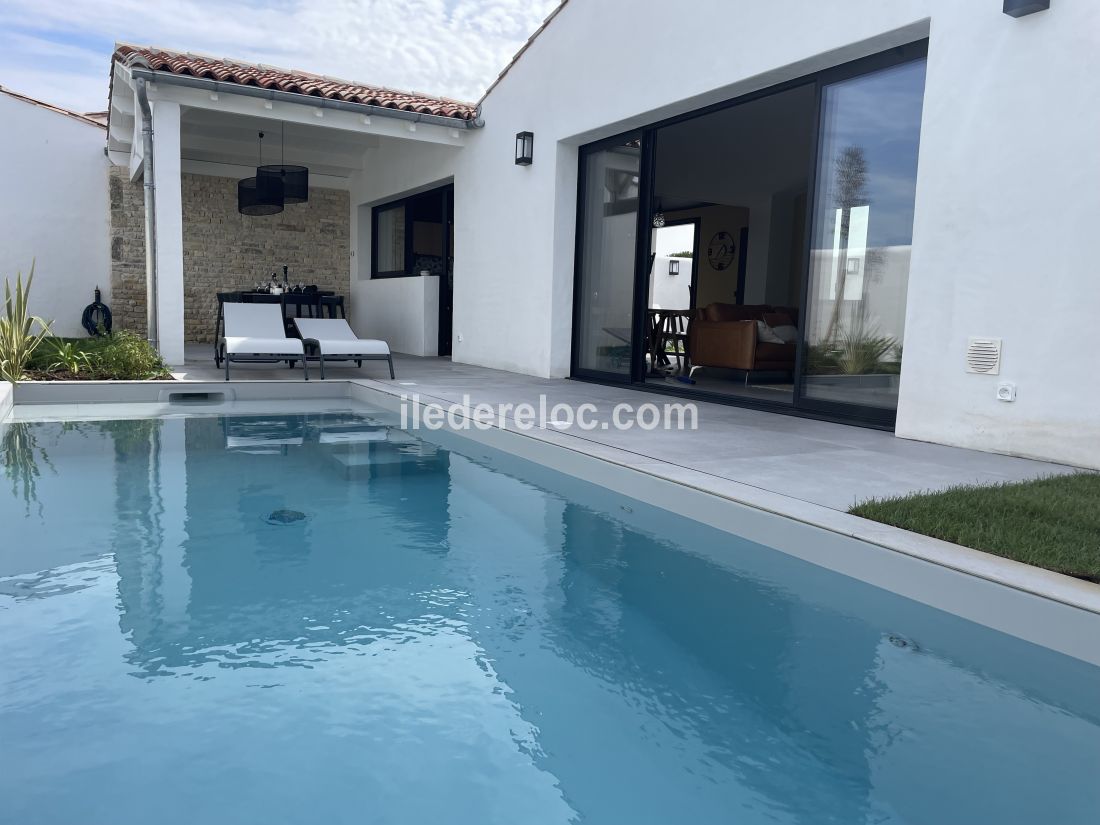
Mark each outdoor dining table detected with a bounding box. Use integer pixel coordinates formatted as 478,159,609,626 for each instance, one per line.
237,290,335,318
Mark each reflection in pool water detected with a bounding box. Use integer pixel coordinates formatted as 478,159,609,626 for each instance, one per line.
1,411,1099,825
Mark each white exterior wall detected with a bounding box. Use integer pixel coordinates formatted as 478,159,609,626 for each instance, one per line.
0,94,110,337
649,257,692,311
894,3,1100,468
347,0,1099,468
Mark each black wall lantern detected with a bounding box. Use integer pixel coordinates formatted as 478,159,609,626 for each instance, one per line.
668,259,680,276
238,131,284,216
258,123,309,203
1003,0,1050,17
515,131,534,166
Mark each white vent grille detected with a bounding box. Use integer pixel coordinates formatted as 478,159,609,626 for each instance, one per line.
966,337,1002,374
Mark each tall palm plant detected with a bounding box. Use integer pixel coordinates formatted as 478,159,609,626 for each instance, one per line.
0,264,52,382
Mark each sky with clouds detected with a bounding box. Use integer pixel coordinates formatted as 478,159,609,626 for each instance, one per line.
0,0,561,113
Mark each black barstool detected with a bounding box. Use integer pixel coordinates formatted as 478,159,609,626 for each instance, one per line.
214,292,242,366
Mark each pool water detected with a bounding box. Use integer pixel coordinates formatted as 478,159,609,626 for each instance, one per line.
1,410,1098,824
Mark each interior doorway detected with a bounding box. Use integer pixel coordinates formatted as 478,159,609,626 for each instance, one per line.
438,186,454,356
645,219,698,381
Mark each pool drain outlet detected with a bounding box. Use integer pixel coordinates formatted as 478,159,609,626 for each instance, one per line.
265,509,308,526
886,633,920,652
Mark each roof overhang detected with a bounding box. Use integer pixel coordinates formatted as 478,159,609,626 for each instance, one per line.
107,58,470,179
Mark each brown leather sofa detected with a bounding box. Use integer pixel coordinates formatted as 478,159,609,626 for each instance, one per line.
688,303,799,374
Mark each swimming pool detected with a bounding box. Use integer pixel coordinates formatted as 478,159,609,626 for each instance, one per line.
2,407,1098,824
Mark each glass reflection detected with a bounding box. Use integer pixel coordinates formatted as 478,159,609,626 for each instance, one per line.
802,59,927,411
575,136,642,374
1,412,1098,825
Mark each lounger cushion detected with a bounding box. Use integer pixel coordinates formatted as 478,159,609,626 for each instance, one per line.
222,304,304,356
294,319,391,357
224,336,304,356
309,338,390,356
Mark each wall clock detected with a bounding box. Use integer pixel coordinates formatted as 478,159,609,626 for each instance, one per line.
707,231,736,271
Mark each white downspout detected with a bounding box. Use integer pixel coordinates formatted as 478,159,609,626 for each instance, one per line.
135,77,159,353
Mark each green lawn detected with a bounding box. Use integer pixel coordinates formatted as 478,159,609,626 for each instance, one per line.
849,473,1100,582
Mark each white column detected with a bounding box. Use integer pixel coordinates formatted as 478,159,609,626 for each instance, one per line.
154,417,192,635
152,100,185,366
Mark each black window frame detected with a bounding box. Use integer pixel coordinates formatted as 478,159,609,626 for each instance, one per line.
370,185,451,279
570,39,929,430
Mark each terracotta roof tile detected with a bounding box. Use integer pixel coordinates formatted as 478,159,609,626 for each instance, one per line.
113,44,478,122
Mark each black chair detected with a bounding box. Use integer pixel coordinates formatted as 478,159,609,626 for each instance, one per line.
213,292,242,366
284,292,321,319
320,295,346,319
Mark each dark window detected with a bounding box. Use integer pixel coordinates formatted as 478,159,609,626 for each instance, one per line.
374,204,406,275
371,186,449,279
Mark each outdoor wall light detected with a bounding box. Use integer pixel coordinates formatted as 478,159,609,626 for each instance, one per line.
668,259,680,276
1003,0,1050,17
515,131,534,166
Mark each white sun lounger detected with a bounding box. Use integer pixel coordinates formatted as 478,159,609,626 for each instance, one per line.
293,318,394,379
221,303,308,381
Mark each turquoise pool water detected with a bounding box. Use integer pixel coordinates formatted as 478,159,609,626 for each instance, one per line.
1,410,1099,824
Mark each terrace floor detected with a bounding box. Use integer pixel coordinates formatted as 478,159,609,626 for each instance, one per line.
175,344,1075,512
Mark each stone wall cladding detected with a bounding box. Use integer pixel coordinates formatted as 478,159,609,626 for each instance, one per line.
182,175,350,343
109,170,350,343
109,166,148,336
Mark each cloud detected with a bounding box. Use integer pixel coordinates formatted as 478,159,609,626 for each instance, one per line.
0,0,561,112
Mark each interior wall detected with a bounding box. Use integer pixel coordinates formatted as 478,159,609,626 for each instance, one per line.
761,189,807,308
664,206,749,308
0,94,111,337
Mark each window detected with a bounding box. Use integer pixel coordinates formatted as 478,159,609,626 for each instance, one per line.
374,204,405,275
371,187,450,279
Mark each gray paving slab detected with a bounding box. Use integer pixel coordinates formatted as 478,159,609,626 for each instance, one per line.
177,345,1077,511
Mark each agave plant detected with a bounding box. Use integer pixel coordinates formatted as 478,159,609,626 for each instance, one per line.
0,265,53,382
835,326,898,375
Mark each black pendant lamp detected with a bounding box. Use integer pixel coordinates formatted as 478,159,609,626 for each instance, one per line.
238,131,284,216
257,123,309,204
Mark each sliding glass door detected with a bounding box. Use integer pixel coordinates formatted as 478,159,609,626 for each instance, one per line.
798,57,927,419
569,45,928,427
572,135,643,378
